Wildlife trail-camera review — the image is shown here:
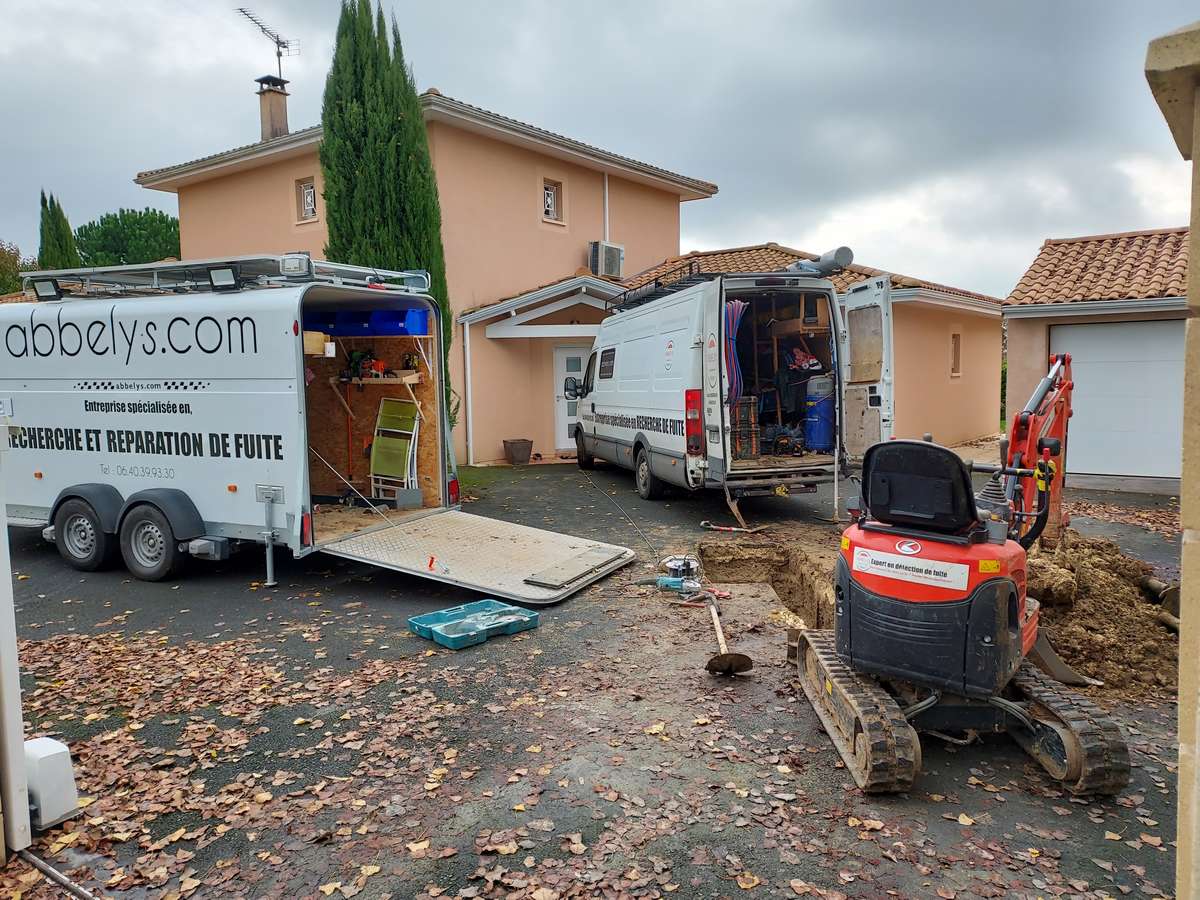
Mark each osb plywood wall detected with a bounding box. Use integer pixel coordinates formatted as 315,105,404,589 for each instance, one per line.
305,336,442,508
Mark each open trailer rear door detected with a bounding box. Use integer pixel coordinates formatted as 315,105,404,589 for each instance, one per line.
841,275,895,457
318,510,635,606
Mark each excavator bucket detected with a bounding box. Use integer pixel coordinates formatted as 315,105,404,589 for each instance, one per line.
1028,632,1102,688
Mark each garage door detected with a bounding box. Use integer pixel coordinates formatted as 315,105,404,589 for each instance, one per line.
1049,320,1184,478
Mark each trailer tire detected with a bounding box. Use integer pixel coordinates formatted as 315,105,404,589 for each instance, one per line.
53,499,117,571
119,504,185,582
576,431,595,470
635,447,664,500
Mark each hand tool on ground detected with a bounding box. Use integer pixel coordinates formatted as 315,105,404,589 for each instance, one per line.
634,575,702,593
700,521,767,534
1140,574,1181,618
703,593,753,675
793,354,1129,796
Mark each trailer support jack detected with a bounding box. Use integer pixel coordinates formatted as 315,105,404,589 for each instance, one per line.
257,485,284,588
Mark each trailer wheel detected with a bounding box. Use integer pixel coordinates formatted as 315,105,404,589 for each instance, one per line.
119,504,185,582
635,447,664,500
576,431,595,470
53,499,116,571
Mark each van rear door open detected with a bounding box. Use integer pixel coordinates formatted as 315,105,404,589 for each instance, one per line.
841,275,895,456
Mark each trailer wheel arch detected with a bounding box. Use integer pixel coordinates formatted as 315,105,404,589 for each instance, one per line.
119,489,205,542
50,484,124,534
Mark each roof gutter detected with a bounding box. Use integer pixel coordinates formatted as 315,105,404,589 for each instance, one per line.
1002,296,1188,318
889,287,1001,317
457,275,622,325
134,126,323,192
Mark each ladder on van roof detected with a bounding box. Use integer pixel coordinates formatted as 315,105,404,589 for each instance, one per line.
20,254,431,300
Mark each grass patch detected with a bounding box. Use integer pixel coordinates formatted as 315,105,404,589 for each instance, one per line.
458,465,510,498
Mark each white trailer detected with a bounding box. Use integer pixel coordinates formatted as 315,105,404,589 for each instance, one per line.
5,256,632,605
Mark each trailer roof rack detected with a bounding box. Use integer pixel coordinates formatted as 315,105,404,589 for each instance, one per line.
20,254,431,300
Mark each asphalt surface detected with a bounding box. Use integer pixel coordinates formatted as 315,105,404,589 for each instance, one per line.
5,461,1180,899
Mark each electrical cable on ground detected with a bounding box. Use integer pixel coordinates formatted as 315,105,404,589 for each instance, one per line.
308,446,392,522
576,469,658,558
19,850,99,900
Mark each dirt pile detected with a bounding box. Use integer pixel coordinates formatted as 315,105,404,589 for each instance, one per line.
698,526,839,629
1030,530,1176,693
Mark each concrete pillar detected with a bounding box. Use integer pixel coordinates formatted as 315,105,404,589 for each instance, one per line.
1145,20,1200,896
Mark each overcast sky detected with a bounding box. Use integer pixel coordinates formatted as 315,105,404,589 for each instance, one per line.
1,1,1193,297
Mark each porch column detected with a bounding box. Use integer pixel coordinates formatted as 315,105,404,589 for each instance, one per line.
1146,20,1200,895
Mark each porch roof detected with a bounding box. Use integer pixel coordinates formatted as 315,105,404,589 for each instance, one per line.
457,273,624,325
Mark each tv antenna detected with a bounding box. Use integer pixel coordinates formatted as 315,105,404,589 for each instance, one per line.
235,7,300,80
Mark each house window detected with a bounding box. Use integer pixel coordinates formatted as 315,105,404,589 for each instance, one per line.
950,332,962,376
599,348,616,379
297,178,317,221
543,179,563,222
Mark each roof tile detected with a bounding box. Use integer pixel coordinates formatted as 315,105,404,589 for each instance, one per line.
621,243,999,304
1005,227,1188,305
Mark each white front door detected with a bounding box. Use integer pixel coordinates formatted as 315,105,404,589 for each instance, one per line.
553,345,590,451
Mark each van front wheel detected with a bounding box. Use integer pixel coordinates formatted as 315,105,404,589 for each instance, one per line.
120,504,185,582
576,431,595,470
635,448,664,500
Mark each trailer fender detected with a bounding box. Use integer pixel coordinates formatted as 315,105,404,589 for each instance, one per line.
50,484,124,534
119,489,205,541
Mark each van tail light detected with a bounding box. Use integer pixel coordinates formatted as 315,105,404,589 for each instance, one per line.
301,511,313,546
685,389,705,457
448,475,461,505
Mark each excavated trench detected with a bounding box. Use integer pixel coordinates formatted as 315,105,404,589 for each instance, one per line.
697,527,840,630
698,527,1178,696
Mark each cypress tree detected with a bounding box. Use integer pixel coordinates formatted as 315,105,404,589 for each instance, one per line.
37,191,81,269
320,1,452,392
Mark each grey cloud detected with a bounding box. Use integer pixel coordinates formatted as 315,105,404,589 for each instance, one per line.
0,0,1192,297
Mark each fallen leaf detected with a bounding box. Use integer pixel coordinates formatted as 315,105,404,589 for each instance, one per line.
359,865,381,877
957,813,975,826
736,872,760,889
1105,831,1122,841
318,883,341,896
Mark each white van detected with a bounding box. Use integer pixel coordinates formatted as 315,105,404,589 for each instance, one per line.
2,255,632,604
565,250,855,523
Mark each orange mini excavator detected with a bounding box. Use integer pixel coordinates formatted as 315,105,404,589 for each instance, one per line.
793,355,1129,794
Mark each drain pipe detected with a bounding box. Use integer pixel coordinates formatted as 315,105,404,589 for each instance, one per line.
18,850,99,900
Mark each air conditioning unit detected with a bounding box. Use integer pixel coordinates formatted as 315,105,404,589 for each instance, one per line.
589,240,625,279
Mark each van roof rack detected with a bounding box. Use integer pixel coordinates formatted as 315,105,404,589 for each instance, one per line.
609,261,719,311
20,254,431,300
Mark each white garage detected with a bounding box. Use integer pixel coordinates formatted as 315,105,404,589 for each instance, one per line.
1048,320,1185,479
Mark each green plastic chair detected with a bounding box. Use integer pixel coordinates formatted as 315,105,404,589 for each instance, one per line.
371,397,420,501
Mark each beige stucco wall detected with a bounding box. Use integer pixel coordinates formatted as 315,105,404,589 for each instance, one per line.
178,152,326,259
891,303,1001,444
1004,308,1187,421
168,121,685,465
467,300,608,464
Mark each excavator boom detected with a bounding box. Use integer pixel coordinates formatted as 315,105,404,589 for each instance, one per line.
1006,354,1073,548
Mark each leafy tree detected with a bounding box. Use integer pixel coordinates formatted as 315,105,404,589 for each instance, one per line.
0,241,35,295
75,207,180,267
37,191,81,269
320,0,452,393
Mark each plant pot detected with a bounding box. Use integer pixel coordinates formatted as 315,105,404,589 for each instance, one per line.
503,439,533,466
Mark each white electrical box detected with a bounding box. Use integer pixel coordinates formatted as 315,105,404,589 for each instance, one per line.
24,737,79,830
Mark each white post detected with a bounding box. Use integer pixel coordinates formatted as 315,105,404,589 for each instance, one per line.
0,420,31,853
463,321,475,467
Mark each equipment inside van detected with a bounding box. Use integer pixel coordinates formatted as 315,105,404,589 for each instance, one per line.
5,255,633,604
566,248,853,525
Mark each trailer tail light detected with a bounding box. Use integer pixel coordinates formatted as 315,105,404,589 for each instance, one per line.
301,511,312,546
684,389,705,457
448,475,460,505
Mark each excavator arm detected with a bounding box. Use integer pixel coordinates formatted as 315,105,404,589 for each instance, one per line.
1004,353,1073,549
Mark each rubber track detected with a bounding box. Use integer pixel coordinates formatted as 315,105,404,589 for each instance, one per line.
799,631,921,793
1010,662,1130,795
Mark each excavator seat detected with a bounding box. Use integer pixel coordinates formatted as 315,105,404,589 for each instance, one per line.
860,440,979,536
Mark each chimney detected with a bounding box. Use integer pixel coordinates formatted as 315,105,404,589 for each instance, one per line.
254,74,289,141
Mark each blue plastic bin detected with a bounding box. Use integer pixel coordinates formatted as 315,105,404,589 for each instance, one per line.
408,599,539,650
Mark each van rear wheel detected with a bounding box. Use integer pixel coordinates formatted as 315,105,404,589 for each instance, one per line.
635,448,664,500
54,499,116,571
120,504,185,582
575,431,595,470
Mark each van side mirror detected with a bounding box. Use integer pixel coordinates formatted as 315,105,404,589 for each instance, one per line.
563,376,580,400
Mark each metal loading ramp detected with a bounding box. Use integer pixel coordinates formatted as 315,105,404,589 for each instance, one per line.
318,510,636,606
